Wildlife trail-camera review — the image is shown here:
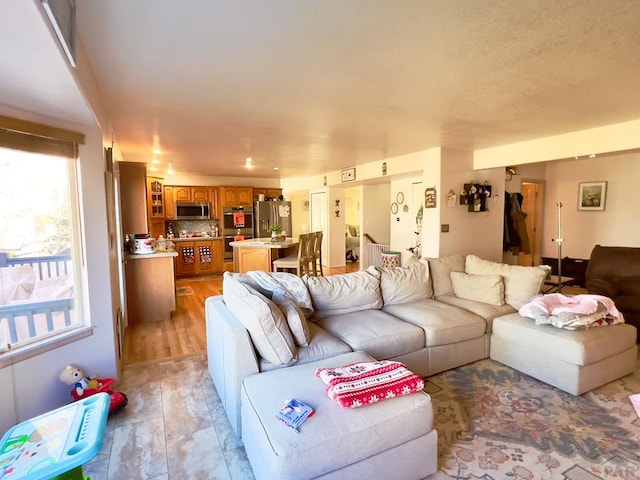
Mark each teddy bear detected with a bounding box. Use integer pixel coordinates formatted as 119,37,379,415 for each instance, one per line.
59,365,100,397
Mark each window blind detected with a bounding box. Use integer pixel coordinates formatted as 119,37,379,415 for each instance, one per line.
0,114,84,158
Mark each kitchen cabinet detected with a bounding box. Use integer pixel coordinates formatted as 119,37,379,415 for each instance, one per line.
192,187,209,202
125,252,177,323
175,239,223,276
173,186,209,202
219,186,253,206
164,186,175,219
253,188,283,201
209,187,220,219
119,162,148,235
175,241,197,276
149,219,165,239
147,177,165,219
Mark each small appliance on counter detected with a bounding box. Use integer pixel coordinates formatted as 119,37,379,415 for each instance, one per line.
128,233,156,254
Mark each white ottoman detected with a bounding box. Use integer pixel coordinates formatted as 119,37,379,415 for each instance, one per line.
241,351,437,480
490,313,637,395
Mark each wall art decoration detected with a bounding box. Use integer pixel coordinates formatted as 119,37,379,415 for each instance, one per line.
578,181,607,211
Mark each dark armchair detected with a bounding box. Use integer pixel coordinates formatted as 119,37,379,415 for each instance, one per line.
585,245,640,339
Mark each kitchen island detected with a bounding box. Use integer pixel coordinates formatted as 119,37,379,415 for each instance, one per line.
230,237,299,273
125,251,178,323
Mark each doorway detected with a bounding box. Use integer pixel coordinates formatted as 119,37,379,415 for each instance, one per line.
518,181,545,267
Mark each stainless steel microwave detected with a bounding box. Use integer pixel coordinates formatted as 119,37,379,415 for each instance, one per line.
175,202,211,220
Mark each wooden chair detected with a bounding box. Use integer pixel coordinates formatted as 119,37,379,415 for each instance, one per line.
272,233,311,276
309,231,324,276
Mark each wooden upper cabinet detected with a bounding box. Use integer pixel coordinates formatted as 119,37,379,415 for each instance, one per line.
254,188,282,201
237,187,253,205
209,187,220,219
219,186,238,206
174,187,192,201
164,186,175,219
192,187,209,202
146,176,164,219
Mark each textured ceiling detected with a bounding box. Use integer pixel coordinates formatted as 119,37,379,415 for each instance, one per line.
74,0,640,178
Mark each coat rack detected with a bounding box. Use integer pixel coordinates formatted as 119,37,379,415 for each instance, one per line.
552,202,564,288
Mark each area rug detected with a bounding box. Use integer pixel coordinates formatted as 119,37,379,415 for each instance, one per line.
176,286,194,296
427,354,640,479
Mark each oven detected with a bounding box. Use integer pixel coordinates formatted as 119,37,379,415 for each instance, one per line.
224,234,253,261
222,205,254,261
223,205,254,232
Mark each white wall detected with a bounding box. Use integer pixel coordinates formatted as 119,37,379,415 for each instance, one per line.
439,149,504,262
390,177,422,265
165,173,281,188
542,152,640,259
362,184,391,245
344,187,361,226
288,190,310,237
0,7,118,432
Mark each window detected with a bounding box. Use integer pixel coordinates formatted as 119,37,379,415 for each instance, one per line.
0,117,85,353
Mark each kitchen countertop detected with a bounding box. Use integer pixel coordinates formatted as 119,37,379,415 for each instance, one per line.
230,237,299,249
169,237,223,242
125,251,178,259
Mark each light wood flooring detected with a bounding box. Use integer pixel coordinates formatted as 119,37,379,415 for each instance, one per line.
122,263,360,365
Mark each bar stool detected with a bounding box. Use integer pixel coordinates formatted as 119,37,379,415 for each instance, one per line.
272,233,311,276
309,231,324,276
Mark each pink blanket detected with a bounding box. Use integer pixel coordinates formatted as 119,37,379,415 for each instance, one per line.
519,293,624,330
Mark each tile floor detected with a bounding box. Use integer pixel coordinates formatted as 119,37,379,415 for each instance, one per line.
83,354,255,480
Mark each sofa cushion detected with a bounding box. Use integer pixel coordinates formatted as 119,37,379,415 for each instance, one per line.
492,313,637,366
465,255,546,309
304,268,382,320
271,291,310,347
260,323,352,372
317,309,424,360
383,299,486,347
427,255,466,297
617,277,640,297
450,271,505,306
378,259,433,305
435,294,516,332
223,275,297,366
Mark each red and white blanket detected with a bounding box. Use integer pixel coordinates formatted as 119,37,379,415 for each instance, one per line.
315,360,425,408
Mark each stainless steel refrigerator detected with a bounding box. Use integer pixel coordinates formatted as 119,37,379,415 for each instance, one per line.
254,200,293,238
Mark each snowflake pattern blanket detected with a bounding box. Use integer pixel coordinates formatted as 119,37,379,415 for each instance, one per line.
315,360,425,408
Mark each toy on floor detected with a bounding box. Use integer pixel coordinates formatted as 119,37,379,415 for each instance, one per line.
59,365,128,415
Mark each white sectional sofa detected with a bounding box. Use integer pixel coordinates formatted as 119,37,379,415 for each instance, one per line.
205,254,637,479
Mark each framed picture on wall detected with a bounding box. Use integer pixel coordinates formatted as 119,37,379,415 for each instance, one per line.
578,181,607,211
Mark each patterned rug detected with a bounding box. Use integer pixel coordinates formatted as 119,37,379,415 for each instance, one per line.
427,354,640,479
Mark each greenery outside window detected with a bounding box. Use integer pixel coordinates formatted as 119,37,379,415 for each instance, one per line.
0,116,85,354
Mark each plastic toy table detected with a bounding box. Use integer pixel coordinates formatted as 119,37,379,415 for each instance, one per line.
0,392,110,480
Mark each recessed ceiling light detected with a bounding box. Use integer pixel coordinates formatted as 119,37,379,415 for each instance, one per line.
153,149,162,155
167,163,174,174
149,165,157,172
273,167,280,171
152,157,159,164
589,153,596,158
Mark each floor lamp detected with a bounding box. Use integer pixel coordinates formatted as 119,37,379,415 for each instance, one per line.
552,202,563,287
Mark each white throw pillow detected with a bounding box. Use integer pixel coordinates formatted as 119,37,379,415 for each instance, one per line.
378,259,433,305
303,267,382,319
427,255,466,297
450,272,505,306
465,255,546,309
272,291,310,347
222,275,297,365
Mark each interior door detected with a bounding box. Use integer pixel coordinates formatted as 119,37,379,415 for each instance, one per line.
518,181,544,267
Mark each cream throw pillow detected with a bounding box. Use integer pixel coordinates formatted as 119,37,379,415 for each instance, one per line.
378,259,433,305
272,291,310,347
450,272,505,306
427,255,466,297
303,267,382,319
465,255,546,309
222,275,297,365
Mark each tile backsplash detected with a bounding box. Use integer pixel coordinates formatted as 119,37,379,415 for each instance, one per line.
166,220,220,238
